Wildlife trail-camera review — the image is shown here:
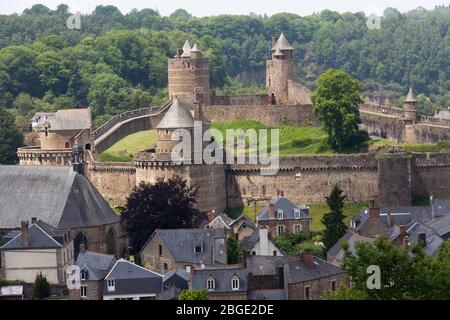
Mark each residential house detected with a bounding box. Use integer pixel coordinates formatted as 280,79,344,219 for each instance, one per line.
327,231,374,266
191,265,248,300
240,228,285,257
0,219,73,285
69,247,116,300
160,269,190,300
256,197,311,237
139,228,227,275
208,213,256,241
103,259,162,300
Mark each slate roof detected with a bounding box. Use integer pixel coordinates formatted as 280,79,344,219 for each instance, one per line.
246,256,290,276
156,99,194,129
248,289,286,300
0,166,119,230
43,109,91,131
427,214,450,239
405,221,444,256
181,40,191,58
0,222,63,250
327,231,374,265
76,251,116,281
240,229,283,254
191,266,248,293
104,259,162,296
144,228,227,265
230,214,257,229
273,45,284,57
405,87,417,102
285,257,346,284
271,33,294,51
162,269,190,283
257,197,310,221
208,214,234,229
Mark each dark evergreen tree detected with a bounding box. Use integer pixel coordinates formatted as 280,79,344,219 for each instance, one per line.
0,109,24,164
32,273,50,300
121,176,207,254
321,185,347,250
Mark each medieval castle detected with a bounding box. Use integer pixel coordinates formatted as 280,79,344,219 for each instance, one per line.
17,33,450,214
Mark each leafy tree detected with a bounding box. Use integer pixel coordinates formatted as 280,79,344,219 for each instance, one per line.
179,289,209,300
227,236,240,264
0,109,24,164
13,93,35,116
332,237,450,300
121,176,207,254
88,73,130,116
32,273,50,299
321,185,347,250
275,231,313,255
312,69,365,151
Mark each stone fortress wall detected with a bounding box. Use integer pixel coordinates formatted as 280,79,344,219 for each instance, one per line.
19,33,450,212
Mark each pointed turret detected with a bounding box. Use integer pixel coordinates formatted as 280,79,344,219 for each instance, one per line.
405,87,417,102
272,33,294,51
156,98,194,129
181,40,191,58
190,43,203,59
273,45,284,57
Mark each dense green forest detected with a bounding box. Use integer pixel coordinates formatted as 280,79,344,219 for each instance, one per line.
0,4,448,128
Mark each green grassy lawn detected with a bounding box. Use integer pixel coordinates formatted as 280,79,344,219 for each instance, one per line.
211,120,335,156
369,139,450,153
99,130,157,162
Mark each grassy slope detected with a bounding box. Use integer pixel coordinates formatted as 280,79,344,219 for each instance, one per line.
99,130,157,162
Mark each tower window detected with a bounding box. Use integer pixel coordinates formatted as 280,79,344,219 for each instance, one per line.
231,276,240,290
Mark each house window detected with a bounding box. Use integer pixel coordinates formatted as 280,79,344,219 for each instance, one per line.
65,142,70,149
273,250,278,256
107,280,115,292
304,286,311,300
206,277,216,291
277,209,284,219
159,245,163,256
195,245,203,254
331,280,337,292
252,251,256,255
163,263,168,272
294,225,302,233
81,272,86,281
294,209,301,219
80,285,87,298
231,276,240,291
277,225,285,235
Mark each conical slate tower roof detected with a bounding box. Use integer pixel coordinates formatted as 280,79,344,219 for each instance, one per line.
156,99,194,129
405,87,417,102
272,33,294,51
191,43,201,52
273,45,284,57
181,40,191,58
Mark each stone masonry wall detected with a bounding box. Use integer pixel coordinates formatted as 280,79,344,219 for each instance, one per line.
204,105,320,127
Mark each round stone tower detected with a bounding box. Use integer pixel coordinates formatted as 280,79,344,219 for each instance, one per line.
266,33,298,105
168,40,210,106
403,87,418,122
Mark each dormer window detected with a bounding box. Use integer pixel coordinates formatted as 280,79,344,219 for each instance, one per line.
107,280,115,292
194,245,203,254
231,276,240,291
294,209,301,219
206,277,216,291
277,209,284,219
80,271,87,281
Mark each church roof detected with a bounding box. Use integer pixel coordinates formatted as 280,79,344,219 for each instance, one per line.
156,99,194,129
272,33,294,51
405,87,418,102
180,40,191,58
0,166,119,230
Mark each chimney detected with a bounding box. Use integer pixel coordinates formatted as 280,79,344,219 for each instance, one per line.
399,225,407,235
301,252,313,269
268,203,275,219
79,243,86,254
31,217,37,224
369,207,380,219
387,211,392,227
418,232,427,247
259,228,269,256
21,221,29,247
271,37,276,48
